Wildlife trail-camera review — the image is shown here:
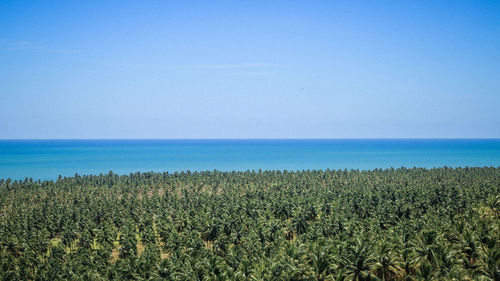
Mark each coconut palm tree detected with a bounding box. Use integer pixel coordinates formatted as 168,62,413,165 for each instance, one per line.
371,242,405,281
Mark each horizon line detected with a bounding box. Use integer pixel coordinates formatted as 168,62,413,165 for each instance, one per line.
1,137,500,141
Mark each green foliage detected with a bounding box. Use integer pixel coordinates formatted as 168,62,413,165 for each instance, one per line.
0,167,498,280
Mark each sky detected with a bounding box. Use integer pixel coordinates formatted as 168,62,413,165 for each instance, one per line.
1,0,499,139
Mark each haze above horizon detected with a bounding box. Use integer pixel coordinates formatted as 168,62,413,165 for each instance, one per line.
1,0,499,139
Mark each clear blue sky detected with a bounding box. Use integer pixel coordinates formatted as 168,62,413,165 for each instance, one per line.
1,0,499,138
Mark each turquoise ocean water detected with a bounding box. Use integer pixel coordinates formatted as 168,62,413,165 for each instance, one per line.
1,139,499,180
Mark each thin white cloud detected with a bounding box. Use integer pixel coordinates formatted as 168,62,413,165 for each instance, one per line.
112,62,280,71
115,63,155,68
192,63,280,69
228,72,276,76
0,41,81,54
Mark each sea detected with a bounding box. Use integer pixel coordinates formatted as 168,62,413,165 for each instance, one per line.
1,139,499,180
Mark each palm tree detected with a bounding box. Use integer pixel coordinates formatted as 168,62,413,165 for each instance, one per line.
344,239,376,281
305,240,332,280
371,242,405,281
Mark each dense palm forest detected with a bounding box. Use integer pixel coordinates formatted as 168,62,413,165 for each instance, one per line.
0,167,499,280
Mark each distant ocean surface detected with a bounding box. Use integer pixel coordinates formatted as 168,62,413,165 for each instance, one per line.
1,139,500,180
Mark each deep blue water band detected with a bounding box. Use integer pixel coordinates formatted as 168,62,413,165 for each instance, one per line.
1,139,499,180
